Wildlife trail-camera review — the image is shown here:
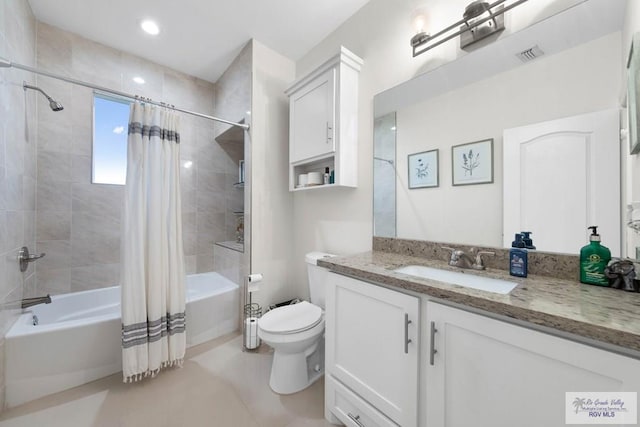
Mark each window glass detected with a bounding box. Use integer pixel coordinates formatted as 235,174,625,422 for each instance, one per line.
92,94,130,185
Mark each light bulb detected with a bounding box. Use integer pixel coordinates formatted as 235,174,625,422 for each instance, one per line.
141,20,160,36
411,8,428,34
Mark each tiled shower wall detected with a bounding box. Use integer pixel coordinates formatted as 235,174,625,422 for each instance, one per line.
34,23,240,294
0,0,37,409
212,42,251,286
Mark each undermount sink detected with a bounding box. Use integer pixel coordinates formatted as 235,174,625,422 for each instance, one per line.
394,265,518,295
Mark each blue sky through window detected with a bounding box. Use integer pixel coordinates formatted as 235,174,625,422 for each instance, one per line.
93,94,130,185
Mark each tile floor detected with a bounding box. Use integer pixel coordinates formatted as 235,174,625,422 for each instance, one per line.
0,333,336,427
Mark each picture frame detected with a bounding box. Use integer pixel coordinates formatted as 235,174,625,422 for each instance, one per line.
451,138,494,186
627,32,640,155
408,149,439,189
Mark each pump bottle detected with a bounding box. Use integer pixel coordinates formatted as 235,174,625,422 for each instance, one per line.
579,226,611,286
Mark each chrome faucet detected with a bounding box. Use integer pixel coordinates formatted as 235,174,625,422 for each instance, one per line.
21,295,51,309
442,247,495,270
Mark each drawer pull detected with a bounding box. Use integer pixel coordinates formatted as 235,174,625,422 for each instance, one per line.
404,313,412,354
327,122,332,142
348,412,365,427
430,321,438,366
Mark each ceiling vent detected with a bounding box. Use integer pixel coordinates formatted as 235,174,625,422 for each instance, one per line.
516,45,544,62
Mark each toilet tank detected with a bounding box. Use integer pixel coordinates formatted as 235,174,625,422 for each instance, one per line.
305,252,336,309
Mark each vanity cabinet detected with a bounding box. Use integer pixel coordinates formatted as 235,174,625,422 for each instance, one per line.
325,273,419,427
425,301,640,427
285,47,362,191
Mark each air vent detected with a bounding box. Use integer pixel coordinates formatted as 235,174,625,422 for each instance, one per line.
516,45,544,62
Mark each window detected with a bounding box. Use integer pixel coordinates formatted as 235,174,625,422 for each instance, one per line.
92,93,130,185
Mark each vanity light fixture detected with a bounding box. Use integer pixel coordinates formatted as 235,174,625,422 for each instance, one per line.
411,0,529,57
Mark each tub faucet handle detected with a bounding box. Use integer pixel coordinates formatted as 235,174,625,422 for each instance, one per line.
18,246,46,273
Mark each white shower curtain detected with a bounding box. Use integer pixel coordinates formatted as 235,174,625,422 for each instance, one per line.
121,102,186,382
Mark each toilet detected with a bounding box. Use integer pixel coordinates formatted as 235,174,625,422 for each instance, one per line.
258,251,336,394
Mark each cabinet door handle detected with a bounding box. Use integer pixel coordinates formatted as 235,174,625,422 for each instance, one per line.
348,413,365,427
326,122,332,142
429,321,438,366
404,313,412,354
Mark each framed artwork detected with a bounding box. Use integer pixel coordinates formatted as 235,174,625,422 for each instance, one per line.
627,32,640,155
408,149,438,189
451,138,493,186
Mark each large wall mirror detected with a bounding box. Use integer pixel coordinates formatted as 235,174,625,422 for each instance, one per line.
373,0,634,256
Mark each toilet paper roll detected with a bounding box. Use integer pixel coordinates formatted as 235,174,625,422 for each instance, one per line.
245,317,260,349
248,273,263,293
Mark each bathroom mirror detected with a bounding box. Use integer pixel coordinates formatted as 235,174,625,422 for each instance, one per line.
373,0,630,256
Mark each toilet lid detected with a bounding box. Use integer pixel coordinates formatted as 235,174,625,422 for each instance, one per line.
258,301,322,334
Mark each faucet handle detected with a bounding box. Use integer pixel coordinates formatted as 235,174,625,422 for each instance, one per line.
473,250,495,270
441,246,462,265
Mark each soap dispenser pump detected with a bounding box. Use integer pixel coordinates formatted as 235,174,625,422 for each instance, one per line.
521,231,536,250
580,226,611,286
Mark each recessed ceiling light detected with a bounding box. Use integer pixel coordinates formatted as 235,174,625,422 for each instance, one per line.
141,20,160,35
132,76,145,84
183,160,193,169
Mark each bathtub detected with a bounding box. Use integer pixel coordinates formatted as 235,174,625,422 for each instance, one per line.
5,272,239,408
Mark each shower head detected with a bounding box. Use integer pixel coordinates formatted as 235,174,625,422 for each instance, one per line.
23,82,64,111
48,99,64,112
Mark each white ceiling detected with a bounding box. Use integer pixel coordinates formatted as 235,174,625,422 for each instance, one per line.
27,0,371,83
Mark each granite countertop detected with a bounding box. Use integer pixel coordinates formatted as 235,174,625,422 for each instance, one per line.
318,251,640,353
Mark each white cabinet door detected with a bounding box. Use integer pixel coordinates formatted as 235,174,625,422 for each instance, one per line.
289,68,335,163
503,109,620,256
426,302,640,427
326,273,419,427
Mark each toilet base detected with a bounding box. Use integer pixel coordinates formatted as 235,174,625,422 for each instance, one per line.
269,339,324,394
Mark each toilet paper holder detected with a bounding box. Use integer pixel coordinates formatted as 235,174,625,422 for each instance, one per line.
243,302,262,351
243,272,263,351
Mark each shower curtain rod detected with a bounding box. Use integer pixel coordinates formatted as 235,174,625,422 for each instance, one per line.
0,57,250,131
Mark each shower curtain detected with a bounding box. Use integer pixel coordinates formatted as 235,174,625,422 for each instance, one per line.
121,102,186,383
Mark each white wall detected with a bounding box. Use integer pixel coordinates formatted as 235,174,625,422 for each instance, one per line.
290,0,586,289
250,41,296,308
395,32,621,247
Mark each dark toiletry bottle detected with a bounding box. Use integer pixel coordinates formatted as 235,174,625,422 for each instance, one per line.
324,167,330,185
509,233,528,278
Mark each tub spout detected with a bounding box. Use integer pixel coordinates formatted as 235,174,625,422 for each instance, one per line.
21,295,51,309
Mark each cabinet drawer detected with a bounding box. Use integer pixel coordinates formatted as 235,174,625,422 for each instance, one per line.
327,375,398,427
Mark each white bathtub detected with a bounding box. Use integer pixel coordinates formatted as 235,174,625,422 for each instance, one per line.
5,272,239,408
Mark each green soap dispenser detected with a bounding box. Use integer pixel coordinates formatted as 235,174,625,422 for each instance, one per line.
579,226,611,286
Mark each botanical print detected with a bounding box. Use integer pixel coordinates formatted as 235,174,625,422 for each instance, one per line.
415,157,429,178
408,149,438,189
452,139,493,186
461,149,480,176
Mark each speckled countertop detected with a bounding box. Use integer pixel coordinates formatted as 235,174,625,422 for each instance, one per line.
318,251,640,354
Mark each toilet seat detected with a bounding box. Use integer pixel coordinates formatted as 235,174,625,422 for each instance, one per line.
258,301,322,334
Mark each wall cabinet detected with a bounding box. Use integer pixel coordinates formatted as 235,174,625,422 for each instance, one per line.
426,301,640,427
286,47,362,191
325,273,420,427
